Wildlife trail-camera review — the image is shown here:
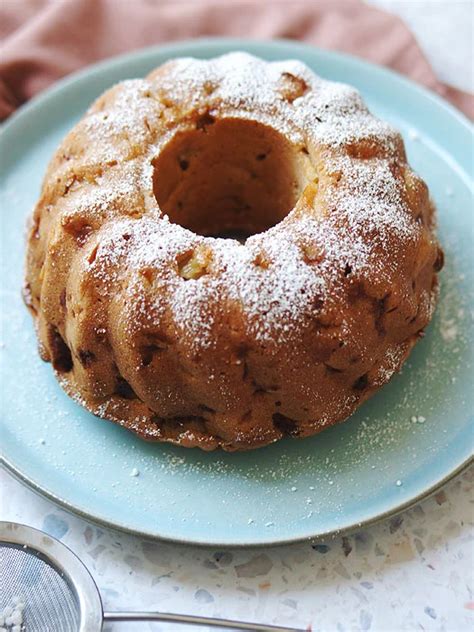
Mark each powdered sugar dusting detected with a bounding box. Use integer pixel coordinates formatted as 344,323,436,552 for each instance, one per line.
154,52,401,152
77,52,422,350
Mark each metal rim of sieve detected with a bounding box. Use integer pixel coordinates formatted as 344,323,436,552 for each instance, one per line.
0,521,103,632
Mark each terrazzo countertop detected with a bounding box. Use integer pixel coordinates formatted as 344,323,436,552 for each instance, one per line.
2,466,473,631
2,3,473,631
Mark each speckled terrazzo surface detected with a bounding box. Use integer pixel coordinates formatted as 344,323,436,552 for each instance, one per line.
1,466,473,631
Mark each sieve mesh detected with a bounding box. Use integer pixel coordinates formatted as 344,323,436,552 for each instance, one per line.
0,544,80,632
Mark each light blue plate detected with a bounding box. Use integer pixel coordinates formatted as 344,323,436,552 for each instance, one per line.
1,39,473,546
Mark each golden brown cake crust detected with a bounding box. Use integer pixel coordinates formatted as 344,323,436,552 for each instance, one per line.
24,53,443,450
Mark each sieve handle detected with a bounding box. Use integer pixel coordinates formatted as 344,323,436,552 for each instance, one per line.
103,611,303,631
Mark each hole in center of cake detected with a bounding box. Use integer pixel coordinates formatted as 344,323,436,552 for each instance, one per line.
152,117,310,240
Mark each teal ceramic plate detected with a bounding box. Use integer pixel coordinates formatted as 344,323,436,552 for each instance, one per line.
1,39,473,546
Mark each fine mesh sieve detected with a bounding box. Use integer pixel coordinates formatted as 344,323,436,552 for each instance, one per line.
0,523,302,632
1,545,80,631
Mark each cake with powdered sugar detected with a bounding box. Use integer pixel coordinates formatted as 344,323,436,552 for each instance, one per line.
24,53,443,450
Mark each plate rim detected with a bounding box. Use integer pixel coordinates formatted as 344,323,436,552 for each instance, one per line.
2,453,473,548
1,37,473,547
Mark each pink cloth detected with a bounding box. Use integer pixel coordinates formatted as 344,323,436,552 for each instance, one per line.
0,0,472,121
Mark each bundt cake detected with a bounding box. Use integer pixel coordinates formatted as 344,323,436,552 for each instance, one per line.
24,52,443,451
